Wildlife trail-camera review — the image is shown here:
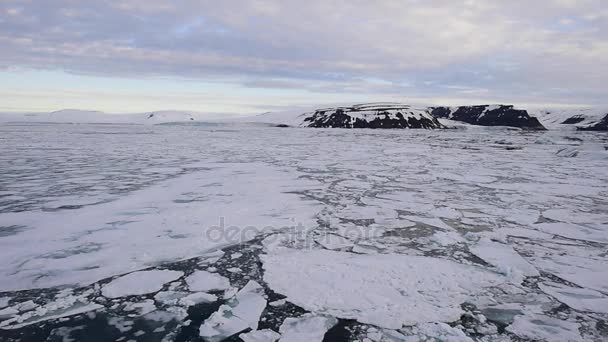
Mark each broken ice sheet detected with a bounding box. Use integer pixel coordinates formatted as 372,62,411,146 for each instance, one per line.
0,297,10,309
400,322,473,342
506,314,582,342
469,238,539,283
526,242,608,293
263,249,504,329
199,281,267,342
0,298,103,329
101,269,183,298
123,299,156,316
539,282,608,314
533,221,608,244
314,233,353,250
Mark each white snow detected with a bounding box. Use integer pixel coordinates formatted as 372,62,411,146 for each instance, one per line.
199,281,267,341
101,270,183,298
278,314,337,342
185,270,231,292
263,249,504,329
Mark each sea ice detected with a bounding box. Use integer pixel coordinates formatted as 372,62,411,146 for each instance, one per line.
539,282,608,314
533,222,608,244
239,329,281,342
314,233,353,250
428,231,465,246
179,292,217,306
470,238,539,282
101,270,183,298
400,322,474,342
263,249,504,328
185,270,231,292
278,314,337,342
0,162,320,291
0,300,103,329
506,314,582,342
154,291,189,306
123,299,156,316
0,297,10,309
199,281,267,341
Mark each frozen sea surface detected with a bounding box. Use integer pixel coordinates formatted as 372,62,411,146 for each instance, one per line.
0,123,607,341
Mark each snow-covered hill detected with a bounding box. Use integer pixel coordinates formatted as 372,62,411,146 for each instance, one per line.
429,105,546,130
3,105,607,131
0,109,241,125
303,103,444,129
238,103,444,129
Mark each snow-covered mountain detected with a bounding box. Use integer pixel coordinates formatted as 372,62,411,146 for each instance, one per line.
429,105,546,130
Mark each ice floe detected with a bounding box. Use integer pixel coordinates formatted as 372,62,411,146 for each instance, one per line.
263,249,504,328
239,329,281,342
185,270,231,292
470,238,539,283
0,297,10,309
506,314,582,341
400,322,474,342
539,282,608,314
278,314,337,342
101,270,183,298
199,281,267,341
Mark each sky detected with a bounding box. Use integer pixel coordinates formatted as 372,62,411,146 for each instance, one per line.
0,0,607,114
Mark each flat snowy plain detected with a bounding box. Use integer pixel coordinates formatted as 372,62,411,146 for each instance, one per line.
0,121,607,341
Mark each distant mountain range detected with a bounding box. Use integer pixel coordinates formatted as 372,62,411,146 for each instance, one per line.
1,104,607,131
247,103,607,131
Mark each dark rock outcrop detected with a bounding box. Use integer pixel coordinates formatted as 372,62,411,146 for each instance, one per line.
561,115,586,124
577,114,608,131
303,104,444,129
429,105,546,130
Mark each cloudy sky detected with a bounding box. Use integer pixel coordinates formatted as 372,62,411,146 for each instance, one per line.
1,0,606,114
